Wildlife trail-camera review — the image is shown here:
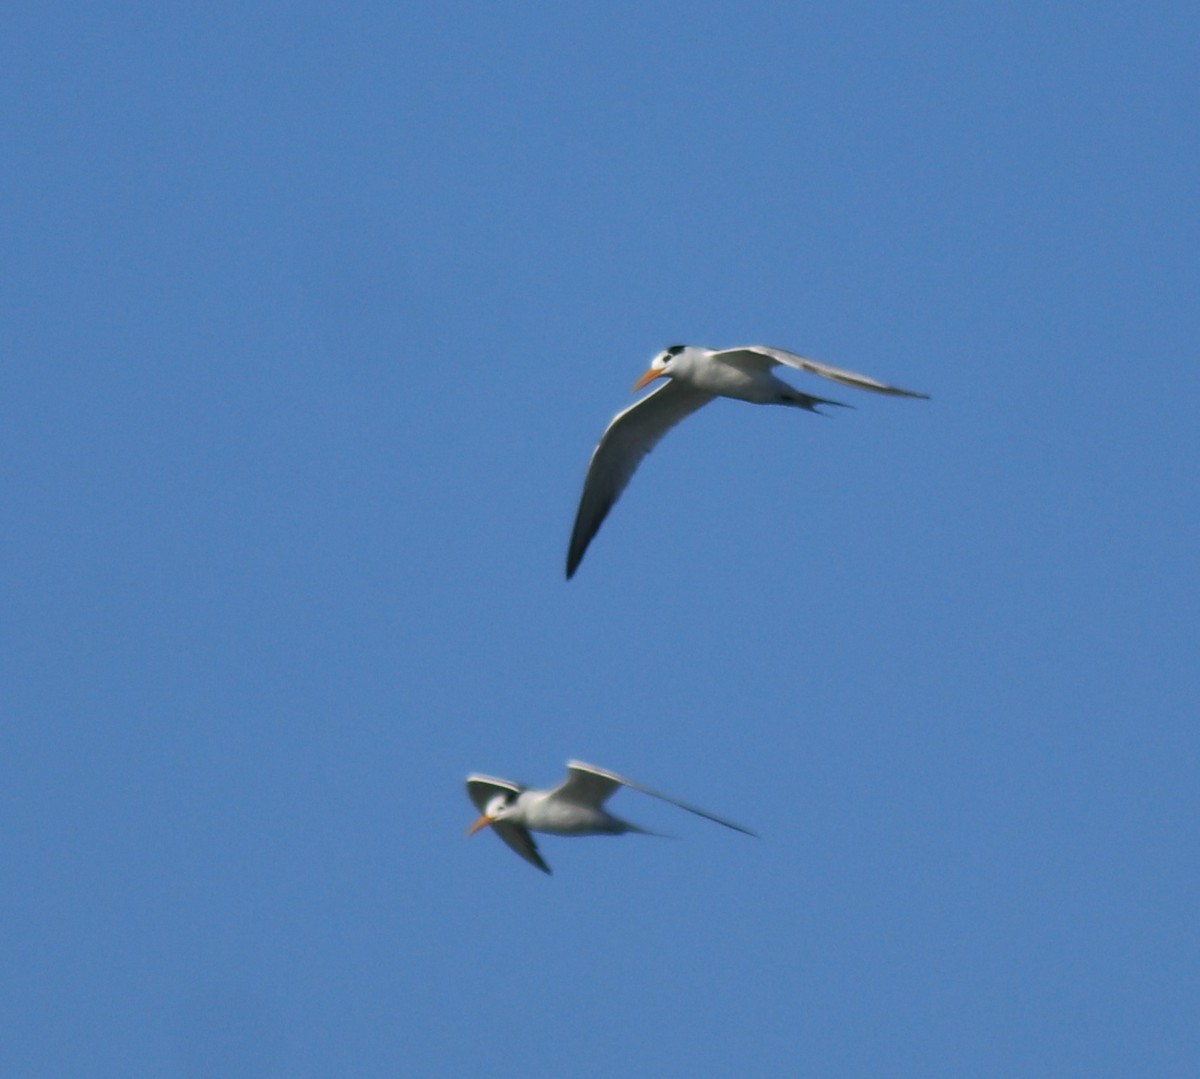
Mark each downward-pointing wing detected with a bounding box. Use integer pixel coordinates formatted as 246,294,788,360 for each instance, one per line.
566,380,715,578
492,821,551,874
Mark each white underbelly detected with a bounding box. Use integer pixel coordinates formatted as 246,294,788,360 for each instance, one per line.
694,362,778,402
528,798,616,835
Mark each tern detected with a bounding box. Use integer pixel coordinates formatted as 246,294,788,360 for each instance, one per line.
566,344,929,577
466,759,756,874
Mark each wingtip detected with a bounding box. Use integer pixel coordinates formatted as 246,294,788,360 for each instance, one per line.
565,538,583,579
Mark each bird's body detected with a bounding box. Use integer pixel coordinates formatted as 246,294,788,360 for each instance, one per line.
466,760,755,873
566,344,929,577
636,345,827,405
494,787,642,836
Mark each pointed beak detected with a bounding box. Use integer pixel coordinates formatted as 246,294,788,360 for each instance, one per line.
466,814,494,837
632,367,662,392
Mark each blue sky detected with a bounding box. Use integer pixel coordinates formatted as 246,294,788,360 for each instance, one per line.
3,3,1197,1075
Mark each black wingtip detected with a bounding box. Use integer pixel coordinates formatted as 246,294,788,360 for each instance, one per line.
565,541,585,579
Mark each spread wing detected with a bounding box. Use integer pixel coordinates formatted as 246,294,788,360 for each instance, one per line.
714,346,930,399
465,775,551,874
490,821,551,874
466,774,522,814
550,761,625,808
566,380,715,578
563,760,758,836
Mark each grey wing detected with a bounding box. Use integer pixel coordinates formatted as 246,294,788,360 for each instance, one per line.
552,761,626,808
575,761,759,837
466,774,522,814
492,821,552,874
715,346,930,399
566,380,715,578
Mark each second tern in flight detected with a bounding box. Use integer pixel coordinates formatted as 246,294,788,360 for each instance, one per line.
466,759,756,874
566,344,929,577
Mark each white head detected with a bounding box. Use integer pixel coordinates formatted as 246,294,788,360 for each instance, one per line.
466,792,518,835
632,344,696,391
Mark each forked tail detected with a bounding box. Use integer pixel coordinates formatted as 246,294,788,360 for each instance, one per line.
782,388,851,413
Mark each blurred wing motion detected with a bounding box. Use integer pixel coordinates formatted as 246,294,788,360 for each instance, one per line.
563,760,758,837
550,761,625,807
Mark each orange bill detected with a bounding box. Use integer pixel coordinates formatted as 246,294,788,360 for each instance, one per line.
466,814,494,836
632,368,662,391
